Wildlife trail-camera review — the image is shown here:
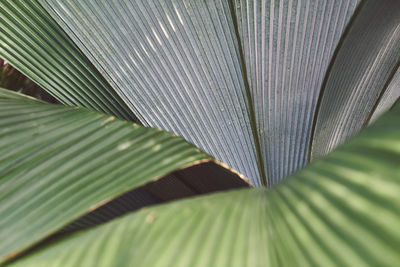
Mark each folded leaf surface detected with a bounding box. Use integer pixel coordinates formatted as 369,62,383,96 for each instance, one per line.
311,0,400,160
0,91,246,262
9,102,400,267
0,0,136,120
233,0,360,185
38,0,264,185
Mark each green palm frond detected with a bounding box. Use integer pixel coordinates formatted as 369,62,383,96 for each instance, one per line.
0,0,399,266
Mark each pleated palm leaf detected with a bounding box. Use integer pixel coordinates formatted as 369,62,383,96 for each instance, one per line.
0,0,399,266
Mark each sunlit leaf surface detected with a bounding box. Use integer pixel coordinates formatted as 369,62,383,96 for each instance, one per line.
0,89,246,261
9,102,400,267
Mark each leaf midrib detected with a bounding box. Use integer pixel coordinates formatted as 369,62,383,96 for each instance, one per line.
228,0,267,187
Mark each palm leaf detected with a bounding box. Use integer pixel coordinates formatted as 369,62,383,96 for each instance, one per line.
37,0,265,186
311,0,400,160
8,101,400,267
232,0,360,184
0,89,247,262
0,0,136,120
2,0,399,186
0,0,399,265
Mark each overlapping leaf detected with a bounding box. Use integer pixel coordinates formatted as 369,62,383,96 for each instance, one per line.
233,0,360,184
38,0,264,186
0,0,136,120
0,0,399,265
8,101,400,267
311,0,400,160
4,0,398,187
0,89,247,262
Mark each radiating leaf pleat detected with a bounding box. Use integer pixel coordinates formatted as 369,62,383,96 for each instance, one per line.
38,0,263,185
0,0,136,121
233,0,360,184
0,91,247,262
9,102,400,267
368,67,400,124
311,0,400,160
